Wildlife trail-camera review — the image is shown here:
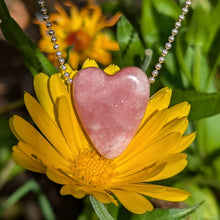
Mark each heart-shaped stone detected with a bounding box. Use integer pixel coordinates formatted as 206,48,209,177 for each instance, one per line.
73,67,150,159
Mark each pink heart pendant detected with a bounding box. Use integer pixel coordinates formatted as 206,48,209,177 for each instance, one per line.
73,67,150,159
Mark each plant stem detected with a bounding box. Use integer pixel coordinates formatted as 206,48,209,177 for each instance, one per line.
89,195,114,220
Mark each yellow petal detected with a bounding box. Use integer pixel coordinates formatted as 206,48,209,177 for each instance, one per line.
69,3,83,30
167,102,190,121
115,132,181,175
82,59,99,69
57,96,80,155
141,87,172,124
146,153,188,182
49,74,90,149
145,186,191,201
112,163,165,185
34,73,56,121
16,141,69,172
86,189,117,205
10,115,69,168
60,185,86,199
86,48,112,65
12,145,45,173
159,117,188,137
49,73,70,104
46,166,73,185
102,12,121,28
177,132,196,152
111,189,153,214
9,117,22,141
104,64,120,75
69,52,80,69
24,92,73,159
38,38,55,53
117,109,169,164
94,34,119,51
54,3,71,25
115,183,167,194
60,63,77,79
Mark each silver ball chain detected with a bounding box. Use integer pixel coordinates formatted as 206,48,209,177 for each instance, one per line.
37,0,73,84
149,0,192,83
36,0,192,84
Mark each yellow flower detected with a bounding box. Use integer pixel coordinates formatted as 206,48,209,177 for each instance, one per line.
10,60,196,214
37,2,120,68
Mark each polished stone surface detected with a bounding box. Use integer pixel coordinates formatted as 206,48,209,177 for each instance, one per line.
73,67,150,159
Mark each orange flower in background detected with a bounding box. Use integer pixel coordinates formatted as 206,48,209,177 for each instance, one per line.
36,2,121,68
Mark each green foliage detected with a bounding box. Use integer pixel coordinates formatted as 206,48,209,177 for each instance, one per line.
0,179,55,220
175,183,219,220
131,202,203,220
89,196,114,220
117,16,145,67
0,0,56,76
171,89,220,121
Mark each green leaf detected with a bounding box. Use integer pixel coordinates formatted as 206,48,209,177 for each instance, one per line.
0,0,56,76
196,115,220,155
117,205,132,220
186,2,220,55
140,0,159,47
176,184,219,220
117,16,145,67
131,202,203,220
152,0,180,20
171,89,220,121
185,7,209,50
89,196,114,220
0,179,55,220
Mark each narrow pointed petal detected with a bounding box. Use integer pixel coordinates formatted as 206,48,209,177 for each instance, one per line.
177,132,196,152
145,186,191,201
167,102,190,121
146,153,188,181
140,87,172,126
159,117,188,136
24,92,73,159
112,163,165,185
46,166,74,185
82,59,99,69
60,185,86,199
111,189,153,214
12,145,45,173
10,115,68,167
15,141,68,171
49,74,89,148
115,132,181,175
86,189,116,204
57,96,82,154
117,109,169,164
34,73,55,121
115,184,167,193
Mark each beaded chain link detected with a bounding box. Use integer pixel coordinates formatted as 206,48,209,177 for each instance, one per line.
36,0,192,84
149,0,192,83
37,0,73,84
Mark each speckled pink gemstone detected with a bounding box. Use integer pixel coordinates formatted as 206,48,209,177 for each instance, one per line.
73,67,150,159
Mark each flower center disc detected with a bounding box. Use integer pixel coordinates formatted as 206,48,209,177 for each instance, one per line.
66,30,91,51
73,67,150,159
72,151,114,186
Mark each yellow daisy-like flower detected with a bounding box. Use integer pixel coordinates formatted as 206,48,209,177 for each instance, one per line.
37,2,120,68
10,60,196,214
